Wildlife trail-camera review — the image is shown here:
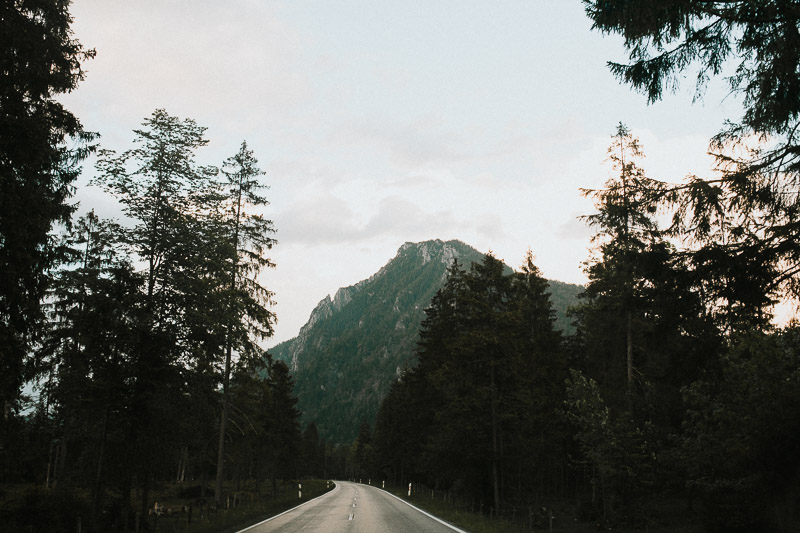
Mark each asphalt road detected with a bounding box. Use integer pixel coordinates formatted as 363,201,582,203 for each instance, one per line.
237,480,467,533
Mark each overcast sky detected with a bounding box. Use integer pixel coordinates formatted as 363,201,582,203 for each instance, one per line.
62,1,742,345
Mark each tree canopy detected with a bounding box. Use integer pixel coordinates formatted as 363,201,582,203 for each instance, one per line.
1,0,96,430
584,0,800,312
374,253,566,512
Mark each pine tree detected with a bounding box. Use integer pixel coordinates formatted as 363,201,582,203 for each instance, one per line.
1,0,96,446
93,109,221,518
580,124,665,401
583,1,800,325
215,141,276,505
38,211,141,526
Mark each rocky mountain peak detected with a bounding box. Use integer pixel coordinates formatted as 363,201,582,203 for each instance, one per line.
270,239,583,444
398,239,469,265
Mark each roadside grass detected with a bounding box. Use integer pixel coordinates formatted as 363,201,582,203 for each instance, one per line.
0,483,92,533
381,484,705,533
384,486,528,533
0,479,333,533
134,479,333,533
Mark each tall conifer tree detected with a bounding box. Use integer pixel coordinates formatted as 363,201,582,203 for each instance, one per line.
580,124,664,403
214,141,276,505
0,0,95,442
94,110,220,518
583,1,800,326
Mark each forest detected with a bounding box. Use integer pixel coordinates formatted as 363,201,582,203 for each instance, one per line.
364,2,800,531
1,2,312,531
3,1,800,532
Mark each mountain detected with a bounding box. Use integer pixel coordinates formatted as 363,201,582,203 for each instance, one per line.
270,239,582,445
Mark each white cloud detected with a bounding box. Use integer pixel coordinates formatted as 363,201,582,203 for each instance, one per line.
364,196,461,240
65,0,312,145
275,191,362,245
556,213,592,241
61,0,743,345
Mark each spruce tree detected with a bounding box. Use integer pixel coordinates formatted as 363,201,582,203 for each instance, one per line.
401,253,564,510
1,0,96,445
38,211,141,526
583,1,800,323
214,141,276,505
93,110,221,518
580,123,665,401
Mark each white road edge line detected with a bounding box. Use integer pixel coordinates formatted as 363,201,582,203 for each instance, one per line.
379,488,469,533
234,482,338,533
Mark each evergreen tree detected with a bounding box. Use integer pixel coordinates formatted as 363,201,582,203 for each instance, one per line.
37,211,142,527
226,358,272,491
301,422,321,478
215,141,276,505
380,253,565,510
94,109,216,318
579,123,665,402
509,251,568,495
93,110,222,519
679,328,800,531
374,365,438,487
0,0,96,449
263,359,301,495
583,1,800,326
570,125,721,523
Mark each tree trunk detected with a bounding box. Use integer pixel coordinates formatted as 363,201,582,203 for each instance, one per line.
91,404,111,529
626,309,633,411
177,445,188,483
201,464,208,498
54,420,70,489
140,468,151,520
215,178,242,506
45,438,56,489
271,464,278,498
120,472,132,531
490,364,501,513
214,378,229,506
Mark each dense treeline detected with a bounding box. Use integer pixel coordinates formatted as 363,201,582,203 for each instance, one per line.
0,4,308,531
373,253,567,509
363,122,800,531
363,3,800,530
363,3,800,524
5,1,800,532
0,107,308,530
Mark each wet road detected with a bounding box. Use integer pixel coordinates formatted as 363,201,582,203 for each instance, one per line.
237,480,466,533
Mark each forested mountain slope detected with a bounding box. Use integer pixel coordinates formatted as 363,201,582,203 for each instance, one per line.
271,239,582,444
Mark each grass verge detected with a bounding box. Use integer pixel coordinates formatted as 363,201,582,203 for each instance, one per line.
0,479,334,533
384,486,527,533
381,486,705,533
147,479,334,533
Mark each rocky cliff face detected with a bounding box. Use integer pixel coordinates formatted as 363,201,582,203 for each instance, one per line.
278,240,479,371
270,239,582,445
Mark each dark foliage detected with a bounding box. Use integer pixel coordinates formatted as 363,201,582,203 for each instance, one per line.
272,240,582,446
374,252,568,511
1,0,96,460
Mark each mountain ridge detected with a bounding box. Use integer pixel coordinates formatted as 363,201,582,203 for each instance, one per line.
271,239,583,444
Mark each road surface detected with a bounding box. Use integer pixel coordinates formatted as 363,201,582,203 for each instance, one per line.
237,480,467,533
